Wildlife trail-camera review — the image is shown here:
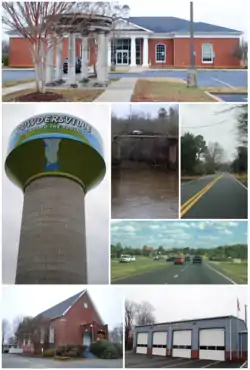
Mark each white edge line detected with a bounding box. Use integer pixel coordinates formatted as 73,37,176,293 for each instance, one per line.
204,90,223,102
229,173,248,191
202,360,223,368
212,77,237,90
240,361,248,368
205,263,237,284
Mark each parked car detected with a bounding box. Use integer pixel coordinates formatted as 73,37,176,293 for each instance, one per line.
63,57,82,74
185,255,191,262
193,255,202,264
119,255,133,263
174,256,184,265
166,256,174,262
130,256,136,262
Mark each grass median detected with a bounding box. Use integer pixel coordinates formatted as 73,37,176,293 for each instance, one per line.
209,261,247,284
111,257,170,282
131,79,216,102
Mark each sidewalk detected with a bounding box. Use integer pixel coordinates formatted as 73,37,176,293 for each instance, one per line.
94,77,137,102
2,81,36,96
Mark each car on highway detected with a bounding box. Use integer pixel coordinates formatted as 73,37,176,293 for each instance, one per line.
63,57,82,74
174,256,184,265
119,255,135,263
166,256,174,262
193,255,202,264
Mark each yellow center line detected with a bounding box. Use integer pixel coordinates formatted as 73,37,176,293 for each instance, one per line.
181,175,223,217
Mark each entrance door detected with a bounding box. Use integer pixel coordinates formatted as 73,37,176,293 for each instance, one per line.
83,332,92,349
152,332,168,356
136,333,148,354
116,51,129,65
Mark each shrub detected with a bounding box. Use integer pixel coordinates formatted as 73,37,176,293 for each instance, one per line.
90,340,121,359
55,345,67,356
2,55,8,66
66,350,78,358
43,349,55,357
112,342,123,358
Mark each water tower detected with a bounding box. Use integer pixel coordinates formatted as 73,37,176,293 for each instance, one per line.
5,113,106,284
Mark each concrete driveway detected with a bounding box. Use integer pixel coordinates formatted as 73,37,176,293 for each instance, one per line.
2,354,123,368
125,352,246,368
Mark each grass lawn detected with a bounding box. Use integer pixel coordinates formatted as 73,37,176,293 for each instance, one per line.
232,173,248,187
131,79,216,102
209,262,248,284
2,88,104,102
111,257,169,282
2,78,36,87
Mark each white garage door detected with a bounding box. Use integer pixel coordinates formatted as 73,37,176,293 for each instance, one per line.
136,333,148,354
199,329,225,361
152,332,168,356
172,330,192,358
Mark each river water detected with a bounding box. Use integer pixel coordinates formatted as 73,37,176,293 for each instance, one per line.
112,167,179,219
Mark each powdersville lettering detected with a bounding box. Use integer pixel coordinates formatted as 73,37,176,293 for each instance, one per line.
15,115,92,133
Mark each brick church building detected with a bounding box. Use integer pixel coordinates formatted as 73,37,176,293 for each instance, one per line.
18,290,108,354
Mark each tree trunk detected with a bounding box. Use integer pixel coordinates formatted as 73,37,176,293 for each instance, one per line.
32,40,47,93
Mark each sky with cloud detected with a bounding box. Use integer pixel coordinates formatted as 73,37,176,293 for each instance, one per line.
111,220,247,249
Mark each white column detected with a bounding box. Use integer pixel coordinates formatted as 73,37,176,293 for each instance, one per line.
68,33,76,84
108,38,111,67
55,37,63,80
97,32,106,84
130,36,136,67
81,36,88,79
142,36,149,67
104,34,109,80
45,34,55,83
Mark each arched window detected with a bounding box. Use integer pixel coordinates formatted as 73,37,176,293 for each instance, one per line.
202,43,213,63
155,44,166,62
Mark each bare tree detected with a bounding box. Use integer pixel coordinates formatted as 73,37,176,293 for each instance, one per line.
233,40,248,66
136,301,155,326
2,319,9,347
109,323,123,343
125,300,138,349
15,315,50,347
2,40,9,55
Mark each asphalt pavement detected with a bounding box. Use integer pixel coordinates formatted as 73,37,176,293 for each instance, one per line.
112,260,236,285
181,173,247,219
2,354,122,368
125,352,245,368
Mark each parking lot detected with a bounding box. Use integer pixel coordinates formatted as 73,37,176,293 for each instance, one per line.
125,352,247,368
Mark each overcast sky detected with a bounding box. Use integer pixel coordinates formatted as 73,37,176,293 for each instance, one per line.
124,285,248,322
111,220,247,249
2,103,110,284
2,0,248,40
2,286,123,337
180,103,242,161
112,103,176,118
125,0,248,39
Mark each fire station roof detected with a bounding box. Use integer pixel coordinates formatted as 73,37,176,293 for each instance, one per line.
135,315,246,328
37,290,86,320
127,16,242,34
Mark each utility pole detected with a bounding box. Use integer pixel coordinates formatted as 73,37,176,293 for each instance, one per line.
187,1,198,87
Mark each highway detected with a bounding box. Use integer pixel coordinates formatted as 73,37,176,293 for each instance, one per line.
181,173,247,219
112,261,236,285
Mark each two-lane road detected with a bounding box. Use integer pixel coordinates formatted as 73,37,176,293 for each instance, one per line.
181,173,247,219
112,261,236,285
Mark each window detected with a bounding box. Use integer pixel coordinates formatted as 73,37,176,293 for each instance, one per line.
84,302,88,308
202,43,213,63
49,326,54,344
40,328,45,344
156,44,166,62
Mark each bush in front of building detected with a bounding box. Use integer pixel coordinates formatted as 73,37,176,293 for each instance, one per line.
42,349,55,357
55,344,84,358
112,342,123,358
90,340,122,359
2,55,8,66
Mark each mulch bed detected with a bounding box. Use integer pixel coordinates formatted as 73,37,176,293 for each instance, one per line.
16,91,64,102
